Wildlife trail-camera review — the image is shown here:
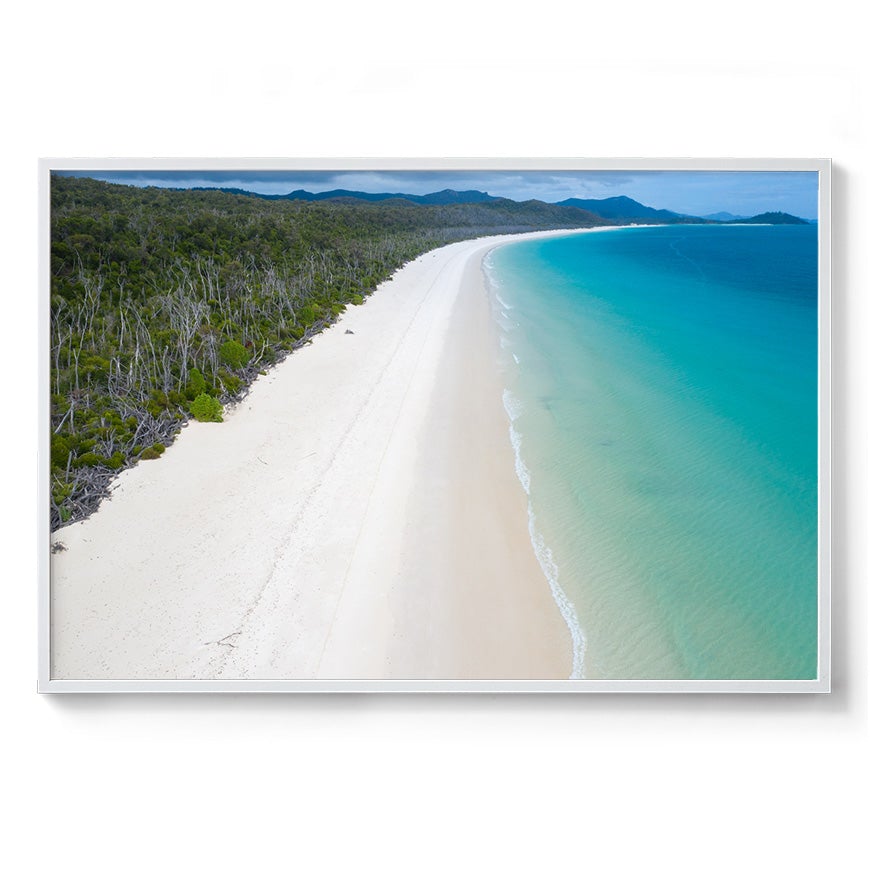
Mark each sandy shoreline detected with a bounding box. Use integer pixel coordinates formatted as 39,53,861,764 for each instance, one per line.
50,229,590,681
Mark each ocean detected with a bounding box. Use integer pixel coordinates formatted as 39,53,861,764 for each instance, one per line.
485,225,818,680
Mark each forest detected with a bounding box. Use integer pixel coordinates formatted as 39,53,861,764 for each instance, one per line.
49,175,605,530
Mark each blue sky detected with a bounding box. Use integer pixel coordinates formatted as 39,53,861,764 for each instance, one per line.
55,169,820,219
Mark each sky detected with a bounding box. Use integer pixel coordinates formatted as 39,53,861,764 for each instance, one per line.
55,169,820,219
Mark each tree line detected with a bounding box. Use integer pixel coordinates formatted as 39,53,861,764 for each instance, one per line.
49,175,603,529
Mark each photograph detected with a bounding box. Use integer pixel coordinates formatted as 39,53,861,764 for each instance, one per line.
40,160,830,690
12,4,867,867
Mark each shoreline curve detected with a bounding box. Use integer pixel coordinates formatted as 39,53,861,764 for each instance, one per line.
50,228,611,680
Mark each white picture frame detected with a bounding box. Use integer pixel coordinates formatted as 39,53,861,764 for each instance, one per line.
37,157,832,693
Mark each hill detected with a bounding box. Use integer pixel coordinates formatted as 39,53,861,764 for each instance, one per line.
555,195,695,223
148,185,813,228
725,211,808,225
191,186,504,206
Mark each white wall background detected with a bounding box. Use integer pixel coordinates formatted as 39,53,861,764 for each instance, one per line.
2,2,866,867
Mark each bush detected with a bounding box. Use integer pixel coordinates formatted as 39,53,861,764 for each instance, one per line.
139,446,162,460
218,368,242,394
52,481,74,503
149,389,169,409
51,434,72,469
189,392,223,422
146,389,170,417
298,303,322,327
219,339,250,369
185,368,207,399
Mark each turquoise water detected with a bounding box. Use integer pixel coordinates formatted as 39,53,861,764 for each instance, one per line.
486,225,818,680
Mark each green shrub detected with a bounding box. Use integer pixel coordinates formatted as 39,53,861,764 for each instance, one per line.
52,478,74,501
139,446,161,460
350,294,365,305
73,452,102,468
219,339,250,369
106,451,126,470
219,368,242,394
189,392,223,422
298,304,322,327
80,354,111,382
149,389,169,409
185,368,207,399
152,442,166,454
146,389,170,417
51,435,72,469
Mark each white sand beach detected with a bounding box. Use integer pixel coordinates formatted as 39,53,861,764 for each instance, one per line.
50,230,586,681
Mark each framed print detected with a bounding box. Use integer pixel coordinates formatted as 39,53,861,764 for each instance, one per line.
37,158,831,692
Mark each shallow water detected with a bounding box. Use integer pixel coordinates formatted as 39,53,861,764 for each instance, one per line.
487,225,818,680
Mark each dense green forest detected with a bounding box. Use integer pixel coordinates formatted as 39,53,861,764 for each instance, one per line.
49,176,605,530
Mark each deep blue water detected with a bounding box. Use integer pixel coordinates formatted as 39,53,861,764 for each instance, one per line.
487,225,818,680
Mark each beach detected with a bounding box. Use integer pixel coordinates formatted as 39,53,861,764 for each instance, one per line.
50,230,581,681
485,224,819,680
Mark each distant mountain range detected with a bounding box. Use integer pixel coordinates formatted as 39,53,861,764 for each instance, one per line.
192,186,504,206
188,186,809,225
555,195,686,223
